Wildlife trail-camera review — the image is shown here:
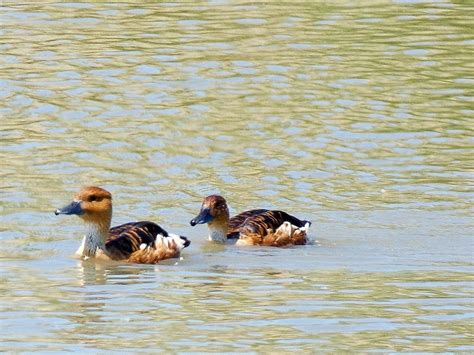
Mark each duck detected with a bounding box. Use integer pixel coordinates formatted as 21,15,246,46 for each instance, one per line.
189,195,311,246
55,186,190,264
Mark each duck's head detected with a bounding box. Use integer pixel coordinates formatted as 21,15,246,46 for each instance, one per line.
190,195,229,227
55,186,112,224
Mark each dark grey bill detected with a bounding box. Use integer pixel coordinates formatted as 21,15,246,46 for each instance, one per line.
55,200,84,216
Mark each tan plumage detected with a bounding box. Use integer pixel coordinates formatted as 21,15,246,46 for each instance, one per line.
55,186,190,264
190,195,311,246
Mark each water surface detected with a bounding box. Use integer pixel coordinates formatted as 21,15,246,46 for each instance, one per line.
1,1,473,352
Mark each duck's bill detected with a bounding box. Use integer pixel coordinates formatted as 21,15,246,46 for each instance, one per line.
55,200,84,216
190,208,213,226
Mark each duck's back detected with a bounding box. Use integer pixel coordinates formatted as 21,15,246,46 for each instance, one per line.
227,209,268,238
106,221,189,263
237,210,311,246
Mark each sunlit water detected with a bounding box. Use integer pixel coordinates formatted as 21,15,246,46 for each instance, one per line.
1,1,473,352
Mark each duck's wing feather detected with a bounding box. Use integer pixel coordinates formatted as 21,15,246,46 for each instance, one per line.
106,221,189,263
227,209,268,238
238,210,311,246
108,221,169,241
240,210,309,234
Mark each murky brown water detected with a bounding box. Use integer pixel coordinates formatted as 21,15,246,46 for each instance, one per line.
1,1,473,352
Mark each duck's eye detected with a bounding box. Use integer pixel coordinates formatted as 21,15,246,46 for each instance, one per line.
89,195,97,202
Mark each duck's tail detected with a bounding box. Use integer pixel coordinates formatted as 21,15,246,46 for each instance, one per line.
168,233,191,250
302,221,311,231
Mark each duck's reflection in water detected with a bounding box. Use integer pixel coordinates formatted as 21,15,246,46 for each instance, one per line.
74,258,167,286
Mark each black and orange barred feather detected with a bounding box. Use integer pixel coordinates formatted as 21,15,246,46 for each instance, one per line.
238,210,310,247
227,209,268,238
106,221,169,260
239,210,309,236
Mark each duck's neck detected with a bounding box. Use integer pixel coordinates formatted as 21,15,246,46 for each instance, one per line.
81,220,110,257
208,221,228,243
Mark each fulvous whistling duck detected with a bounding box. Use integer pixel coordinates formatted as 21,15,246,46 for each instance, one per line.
190,195,311,246
55,186,190,264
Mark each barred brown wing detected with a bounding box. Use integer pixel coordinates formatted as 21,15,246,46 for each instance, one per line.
106,221,168,260
240,210,309,236
227,209,268,238
237,210,311,246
